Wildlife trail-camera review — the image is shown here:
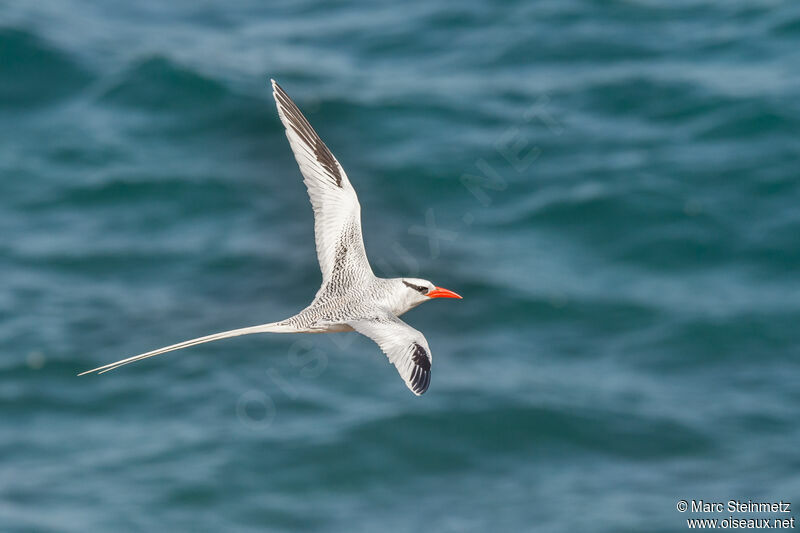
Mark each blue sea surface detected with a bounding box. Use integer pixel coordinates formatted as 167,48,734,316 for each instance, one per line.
2,1,800,531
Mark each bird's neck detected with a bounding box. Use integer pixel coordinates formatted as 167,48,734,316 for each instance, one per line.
380,279,422,317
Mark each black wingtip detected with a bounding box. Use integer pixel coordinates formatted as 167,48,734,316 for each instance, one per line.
411,343,431,371
410,343,432,394
270,80,344,189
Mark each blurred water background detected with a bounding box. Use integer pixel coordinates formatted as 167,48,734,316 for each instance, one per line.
2,1,800,531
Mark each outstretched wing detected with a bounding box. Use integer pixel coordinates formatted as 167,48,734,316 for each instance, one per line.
271,80,372,287
349,315,433,396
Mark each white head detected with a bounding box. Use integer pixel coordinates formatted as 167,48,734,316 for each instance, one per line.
389,277,462,315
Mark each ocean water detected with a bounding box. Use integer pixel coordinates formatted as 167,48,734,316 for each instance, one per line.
2,1,800,531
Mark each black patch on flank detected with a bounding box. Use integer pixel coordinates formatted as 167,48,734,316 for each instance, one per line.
273,81,342,188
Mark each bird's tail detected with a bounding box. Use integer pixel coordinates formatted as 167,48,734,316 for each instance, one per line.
78,321,296,376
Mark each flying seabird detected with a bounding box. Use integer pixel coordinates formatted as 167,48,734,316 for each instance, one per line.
79,80,462,395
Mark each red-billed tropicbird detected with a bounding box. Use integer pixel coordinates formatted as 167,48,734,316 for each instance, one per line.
79,80,462,395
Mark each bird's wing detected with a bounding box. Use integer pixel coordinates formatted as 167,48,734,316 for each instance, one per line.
348,314,433,396
271,80,372,288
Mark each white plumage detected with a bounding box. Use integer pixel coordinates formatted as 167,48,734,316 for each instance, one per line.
79,79,462,396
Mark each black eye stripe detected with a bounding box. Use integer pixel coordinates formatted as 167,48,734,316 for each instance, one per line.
403,281,428,294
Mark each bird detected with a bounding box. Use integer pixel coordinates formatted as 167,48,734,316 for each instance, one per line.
79,79,462,395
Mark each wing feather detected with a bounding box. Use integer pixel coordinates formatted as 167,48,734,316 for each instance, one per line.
349,315,433,395
271,80,372,286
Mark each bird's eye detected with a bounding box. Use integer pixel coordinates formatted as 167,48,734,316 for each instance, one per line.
403,281,428,294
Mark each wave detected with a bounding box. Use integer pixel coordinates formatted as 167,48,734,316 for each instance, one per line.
28,175,243,209
769,11,800,36
0,27,92,109
330,402,713,469
571,76,725,123
98,55,230,112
